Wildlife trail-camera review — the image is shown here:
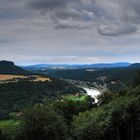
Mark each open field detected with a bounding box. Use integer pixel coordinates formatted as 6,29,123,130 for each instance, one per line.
0,75,26,80
0,74,51,82
66,95,87,101
32,75,51,82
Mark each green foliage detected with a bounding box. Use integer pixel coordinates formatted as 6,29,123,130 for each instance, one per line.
72,89,140,140
0,80,82,113
44,67,139,84
97,91,118,105
1,85,140,140
66,95,87,102
19,105,67,140
1,68,140,140
52,96,96,125
134,70,140,86
0,130,9,140
44,68,140,93
0,120,21,140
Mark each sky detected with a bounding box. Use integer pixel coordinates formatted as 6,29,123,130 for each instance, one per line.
0,0,140,65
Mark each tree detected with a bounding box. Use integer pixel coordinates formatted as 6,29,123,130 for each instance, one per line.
72,107,110,140
52,98,95,125
0,130,8,140
134,70,140,86
97,91,118,105
20,105,67,140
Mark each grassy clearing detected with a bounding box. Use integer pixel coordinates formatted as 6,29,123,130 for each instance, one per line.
66,95,87,101
0,119,21,139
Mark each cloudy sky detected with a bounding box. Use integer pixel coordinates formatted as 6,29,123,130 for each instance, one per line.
0,0,140,65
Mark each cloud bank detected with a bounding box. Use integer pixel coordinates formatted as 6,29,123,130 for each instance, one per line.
27,0,140,36
0,0,140,64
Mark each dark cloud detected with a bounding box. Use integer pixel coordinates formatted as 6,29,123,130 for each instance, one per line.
27,0,140,36
98,23,137,36
96,0,140,36
28,0,78,11
28,0,95,29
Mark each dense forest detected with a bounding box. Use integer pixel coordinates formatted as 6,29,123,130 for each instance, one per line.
39,67,140,93
0,79,84,116
42,67,139,84
0,69,140,140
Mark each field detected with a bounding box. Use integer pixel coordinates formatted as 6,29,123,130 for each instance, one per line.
0,75,26,80
66,95,87,101
0,74,51,82
32,75,51,82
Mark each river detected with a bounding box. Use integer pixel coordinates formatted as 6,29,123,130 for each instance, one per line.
82,87,101,103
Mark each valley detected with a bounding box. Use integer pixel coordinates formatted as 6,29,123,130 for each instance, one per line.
1,0,140,139
0,60,140,140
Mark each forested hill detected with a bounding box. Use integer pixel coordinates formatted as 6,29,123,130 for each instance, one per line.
0,60,29,74
41,67,139,83
0,79,85,113
130,63,140,68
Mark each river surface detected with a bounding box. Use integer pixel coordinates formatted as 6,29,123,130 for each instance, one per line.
82,87,101,103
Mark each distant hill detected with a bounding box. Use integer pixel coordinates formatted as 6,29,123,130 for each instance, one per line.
23,62,131,71
22,64,54,71
90,62,131,68
129,63,140,68
42,67,138,83
0,60,29,74
38,66,140,92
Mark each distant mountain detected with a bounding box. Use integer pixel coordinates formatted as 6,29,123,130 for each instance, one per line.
0,60,29,74
23,62,131,71
130,63,140,68
22,64,54,71
89,62,131,68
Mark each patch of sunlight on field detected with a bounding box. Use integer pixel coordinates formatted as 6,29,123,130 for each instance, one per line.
66,95,87,101
0,74,26,80
33,76,51,82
